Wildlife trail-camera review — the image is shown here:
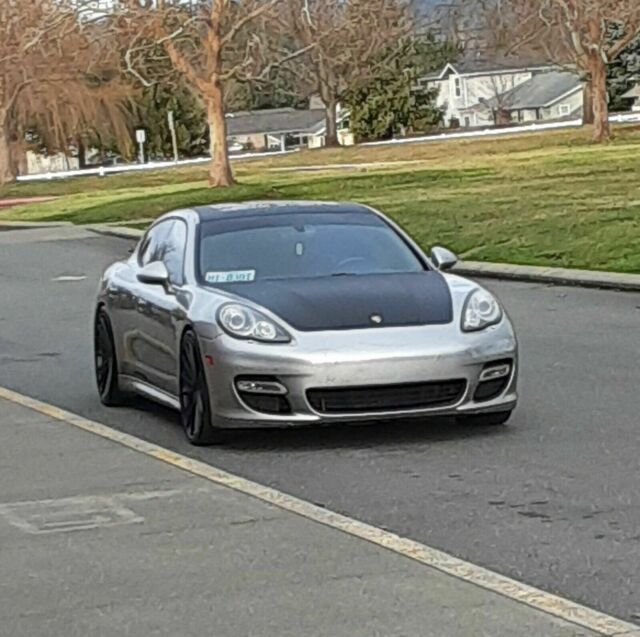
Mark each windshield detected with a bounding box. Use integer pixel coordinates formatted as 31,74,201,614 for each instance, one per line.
198,211,425,284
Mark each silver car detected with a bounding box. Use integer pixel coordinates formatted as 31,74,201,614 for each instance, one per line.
94,201,518,445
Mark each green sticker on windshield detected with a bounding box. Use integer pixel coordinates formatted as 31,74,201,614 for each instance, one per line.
205,270,256,283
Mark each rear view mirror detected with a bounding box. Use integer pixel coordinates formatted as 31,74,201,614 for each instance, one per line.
431,246,458,271
137,261,170,286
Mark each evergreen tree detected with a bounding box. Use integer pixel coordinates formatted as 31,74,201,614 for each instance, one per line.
345,35,458,141
608,33,640,112
134,81,208,160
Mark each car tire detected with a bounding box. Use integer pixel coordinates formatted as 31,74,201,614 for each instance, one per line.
94,309,127,406
457,411,513,427
179,330,224,446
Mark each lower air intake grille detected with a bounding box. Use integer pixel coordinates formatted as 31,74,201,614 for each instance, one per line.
307,380,467,414
239,392,291,415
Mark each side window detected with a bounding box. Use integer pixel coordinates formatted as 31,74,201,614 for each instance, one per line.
161,220,187,285
138,220,186,285
139,222,171,267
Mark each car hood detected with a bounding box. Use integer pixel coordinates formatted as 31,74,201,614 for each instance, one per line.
221,271,453,331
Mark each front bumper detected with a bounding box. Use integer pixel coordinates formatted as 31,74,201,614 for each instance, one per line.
200,320,518,429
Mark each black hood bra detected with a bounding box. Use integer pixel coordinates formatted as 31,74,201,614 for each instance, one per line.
222,271,454,332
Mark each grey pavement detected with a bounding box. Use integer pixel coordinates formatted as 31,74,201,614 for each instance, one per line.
0,397,598,637
1,228,640,622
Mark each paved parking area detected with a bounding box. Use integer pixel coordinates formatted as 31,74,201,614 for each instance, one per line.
0,395,610,637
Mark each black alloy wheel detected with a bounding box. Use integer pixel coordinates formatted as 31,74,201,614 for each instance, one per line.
179,330,221,445
94,309,126,406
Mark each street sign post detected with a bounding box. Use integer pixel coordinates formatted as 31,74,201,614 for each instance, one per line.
135,128,146,164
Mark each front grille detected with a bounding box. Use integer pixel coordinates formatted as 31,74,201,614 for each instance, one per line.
307,380,467,414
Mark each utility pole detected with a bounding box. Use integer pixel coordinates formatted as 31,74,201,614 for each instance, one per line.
167,111,179,164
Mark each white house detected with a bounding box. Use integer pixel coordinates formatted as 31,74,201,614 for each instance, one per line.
421,61,584,127
460,71,584,125
622,84,640,112
26,151,79,174
226,106,353,152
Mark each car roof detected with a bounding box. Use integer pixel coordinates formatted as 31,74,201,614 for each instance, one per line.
193,201,375,221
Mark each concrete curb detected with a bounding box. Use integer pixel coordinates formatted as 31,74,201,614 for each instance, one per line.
88,224,640,293
87,224,145,240
455,261,640,292
0,220,72,230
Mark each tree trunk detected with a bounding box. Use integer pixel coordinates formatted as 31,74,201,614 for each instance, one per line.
15,141,28,175
78,137,87,169
582,79,594,125
590,58,610,142
324,99,339,147
0,116,16,185
206,79,234,188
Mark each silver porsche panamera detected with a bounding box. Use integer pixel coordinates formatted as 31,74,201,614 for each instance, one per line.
94,201,518,445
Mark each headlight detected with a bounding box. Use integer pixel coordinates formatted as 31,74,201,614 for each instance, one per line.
462,288,503,332
217,303,291,343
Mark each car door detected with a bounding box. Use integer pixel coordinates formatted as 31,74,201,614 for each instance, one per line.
130,219,189,397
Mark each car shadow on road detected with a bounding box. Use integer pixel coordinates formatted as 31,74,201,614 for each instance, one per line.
132,398,511,452
223,418,510,452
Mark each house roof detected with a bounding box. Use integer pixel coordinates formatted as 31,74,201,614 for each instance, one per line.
622,84,640,99
466,71,582,111
226,108,325,137
422,59,557,81
306,109,350,137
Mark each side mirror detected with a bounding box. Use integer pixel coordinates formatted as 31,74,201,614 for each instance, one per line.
137,261,170,286
431,246,458,271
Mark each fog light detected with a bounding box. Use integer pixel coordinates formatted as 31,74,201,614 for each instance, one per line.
236,377,291,414
236,379,288,395
479,363,511,382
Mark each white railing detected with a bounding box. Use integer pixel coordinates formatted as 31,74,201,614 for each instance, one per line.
361,119,583,147
16,148,298,182
609,112,640,123
16,112,640,182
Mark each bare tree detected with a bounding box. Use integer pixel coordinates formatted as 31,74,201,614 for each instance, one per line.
116,0,312,187
483,0,640,142
0,1,133,185
286,0,413,147
484,73,521,125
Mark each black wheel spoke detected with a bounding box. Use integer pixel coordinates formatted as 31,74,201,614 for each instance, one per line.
95,316,113,396
180,344,197,386
179,333,211,443
94,311,126,407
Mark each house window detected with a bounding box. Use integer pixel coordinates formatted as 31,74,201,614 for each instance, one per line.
559,104,571,116
454,77,462,98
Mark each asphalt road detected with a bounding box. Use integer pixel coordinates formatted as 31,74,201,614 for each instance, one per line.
1,229,640,622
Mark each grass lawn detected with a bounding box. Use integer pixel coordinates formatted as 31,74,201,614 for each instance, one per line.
2,125,640,272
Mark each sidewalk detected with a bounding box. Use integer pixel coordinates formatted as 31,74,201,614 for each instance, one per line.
0,396,608,637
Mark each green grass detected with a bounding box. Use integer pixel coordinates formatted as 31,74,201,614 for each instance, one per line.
3,125,640,272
